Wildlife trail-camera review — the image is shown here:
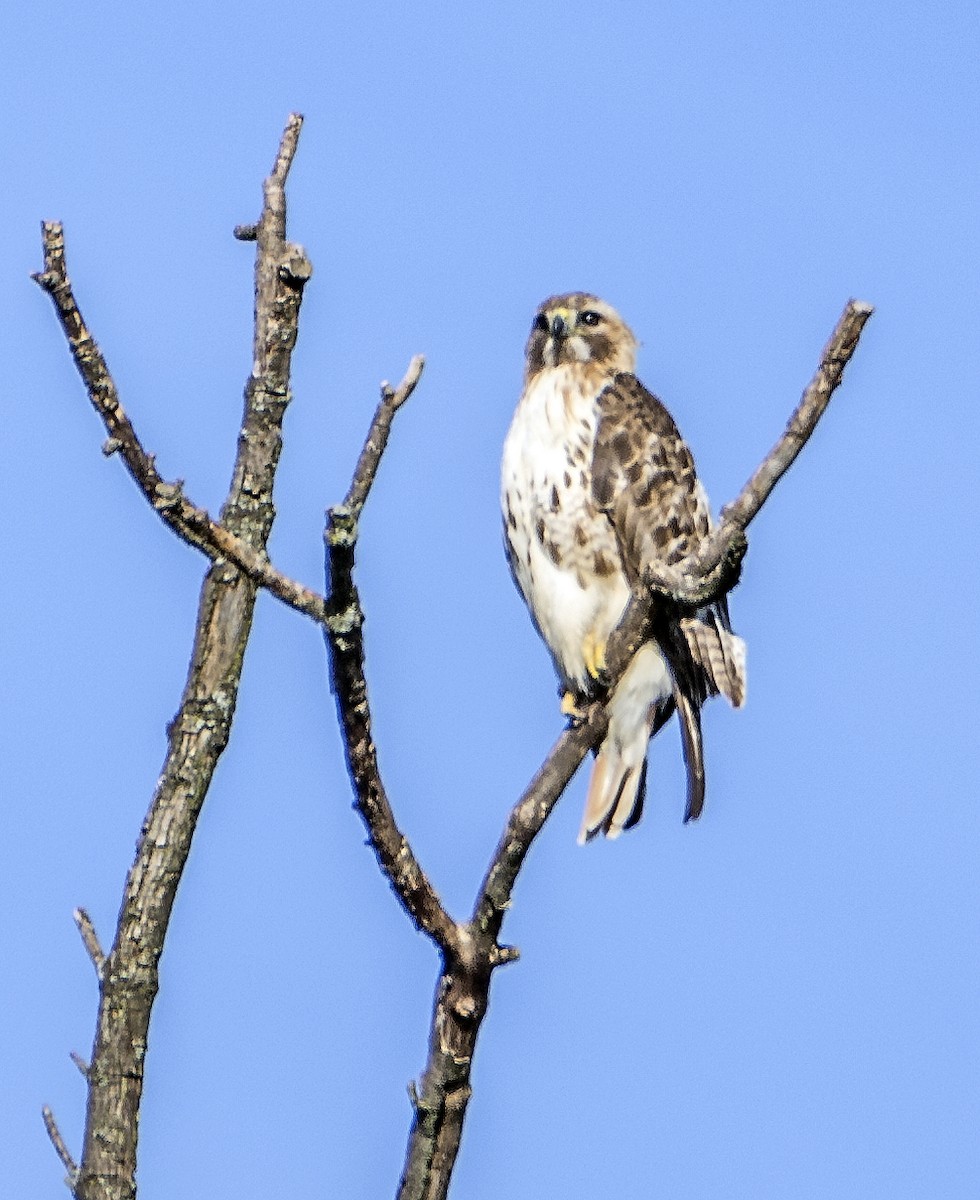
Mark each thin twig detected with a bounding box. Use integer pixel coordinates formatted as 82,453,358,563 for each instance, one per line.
722,300,874,529
42,1105,78,1179
73,908,105,979
343,356,425,514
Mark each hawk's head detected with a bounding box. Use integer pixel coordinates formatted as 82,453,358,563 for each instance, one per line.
524,293,638,382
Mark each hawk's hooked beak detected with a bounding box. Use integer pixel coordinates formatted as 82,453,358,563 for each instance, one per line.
549,312,569,340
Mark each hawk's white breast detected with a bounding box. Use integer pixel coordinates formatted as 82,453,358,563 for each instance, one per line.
501,365,631,692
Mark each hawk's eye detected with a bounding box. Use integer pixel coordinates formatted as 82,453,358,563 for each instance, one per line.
579,310,602,327
533,313,549,333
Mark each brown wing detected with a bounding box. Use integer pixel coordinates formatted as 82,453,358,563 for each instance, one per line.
592,373,744,820
592,373,711,577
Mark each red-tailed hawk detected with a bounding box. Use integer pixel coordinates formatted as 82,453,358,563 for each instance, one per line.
501,293,746,842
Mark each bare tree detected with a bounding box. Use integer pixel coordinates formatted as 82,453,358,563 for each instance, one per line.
34,114,873,1200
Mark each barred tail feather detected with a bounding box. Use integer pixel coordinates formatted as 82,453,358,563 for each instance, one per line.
681,606,747,709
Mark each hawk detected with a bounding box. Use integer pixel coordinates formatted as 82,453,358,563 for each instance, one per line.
501,293,746,842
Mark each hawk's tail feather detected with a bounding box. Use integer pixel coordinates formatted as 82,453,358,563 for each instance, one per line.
681,607,747,709
674,684,706,823
577,644,667,844
621,759,647,832
579,749,648,844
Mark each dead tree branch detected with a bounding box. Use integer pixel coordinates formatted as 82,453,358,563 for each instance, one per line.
322,358,462,956
31,219,323,625
35,113,310,1200
641,299,874,609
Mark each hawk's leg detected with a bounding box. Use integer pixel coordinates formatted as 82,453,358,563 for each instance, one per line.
561,626,612,724
582,630,611,686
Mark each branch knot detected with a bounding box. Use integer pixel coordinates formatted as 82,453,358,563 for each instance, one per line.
325,505,357,549
152,480,184,510
277,244,313,284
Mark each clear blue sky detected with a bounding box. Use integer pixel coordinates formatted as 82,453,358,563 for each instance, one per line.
5,3,979,1197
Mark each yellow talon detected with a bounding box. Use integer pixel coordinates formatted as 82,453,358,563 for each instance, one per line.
582,631,607,680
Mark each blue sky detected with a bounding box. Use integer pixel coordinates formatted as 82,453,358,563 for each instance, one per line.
5,3,979,1197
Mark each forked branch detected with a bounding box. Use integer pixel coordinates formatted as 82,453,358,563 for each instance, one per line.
372,299,873,1200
